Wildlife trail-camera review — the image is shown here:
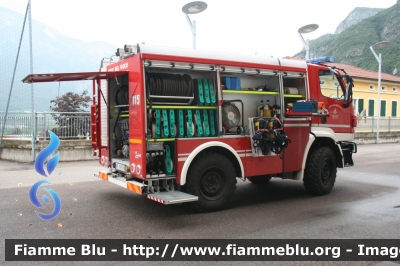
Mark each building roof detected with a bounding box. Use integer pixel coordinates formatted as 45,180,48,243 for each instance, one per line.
324,62,400,84
283,56,400,84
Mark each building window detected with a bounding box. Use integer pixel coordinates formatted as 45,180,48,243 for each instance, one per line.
353,98,365,116
358,99,364,115
392,101,398,117
368,99,375,116
382,86,387,91
380,100,386,117
393,87,398,93
369,84,375,90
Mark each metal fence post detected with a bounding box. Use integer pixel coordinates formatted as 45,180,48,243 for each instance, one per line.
371,117,374,132
35,111,38,140
32,112,36,162
43,112,46,140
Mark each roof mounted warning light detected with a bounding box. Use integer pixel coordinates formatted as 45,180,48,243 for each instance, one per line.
306,56,335,64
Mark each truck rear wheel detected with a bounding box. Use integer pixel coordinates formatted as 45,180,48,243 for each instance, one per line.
186,152,237,212
303,146,337,195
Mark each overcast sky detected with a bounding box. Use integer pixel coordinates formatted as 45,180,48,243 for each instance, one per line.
1,0,398,58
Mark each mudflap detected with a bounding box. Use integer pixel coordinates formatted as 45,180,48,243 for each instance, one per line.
340,142,357,167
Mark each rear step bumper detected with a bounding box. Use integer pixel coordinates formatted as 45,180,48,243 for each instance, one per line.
147,191,198,205
95,171,198,205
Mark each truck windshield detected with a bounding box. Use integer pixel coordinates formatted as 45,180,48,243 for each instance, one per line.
318,70,345,100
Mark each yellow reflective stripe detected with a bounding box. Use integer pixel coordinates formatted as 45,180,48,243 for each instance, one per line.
98,172,108,181
129,139,142,144
127,182,142,194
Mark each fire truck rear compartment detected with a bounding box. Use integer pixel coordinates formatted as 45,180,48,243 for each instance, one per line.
106,71,196,203
108,75,129,161
105,64,222,204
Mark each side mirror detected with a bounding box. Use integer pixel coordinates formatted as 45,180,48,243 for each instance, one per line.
343,74,354,108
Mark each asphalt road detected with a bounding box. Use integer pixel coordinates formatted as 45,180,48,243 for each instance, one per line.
1,143,399,266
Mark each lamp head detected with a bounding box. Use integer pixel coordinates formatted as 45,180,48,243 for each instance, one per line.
182,1,208,14
371,41,390,50
298,24,319,34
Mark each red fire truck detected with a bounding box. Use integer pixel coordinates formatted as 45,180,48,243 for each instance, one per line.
23,44,357,212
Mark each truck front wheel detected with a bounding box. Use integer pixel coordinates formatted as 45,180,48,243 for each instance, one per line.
186,152,237,212
303,146,337,195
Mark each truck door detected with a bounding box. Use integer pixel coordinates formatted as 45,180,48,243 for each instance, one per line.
282,71,311,173
311,67,353,134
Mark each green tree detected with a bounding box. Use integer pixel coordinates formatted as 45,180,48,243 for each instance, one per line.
49,90,91,138
50,90,91,112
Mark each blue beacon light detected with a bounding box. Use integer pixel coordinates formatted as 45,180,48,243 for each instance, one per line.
306,56,335,64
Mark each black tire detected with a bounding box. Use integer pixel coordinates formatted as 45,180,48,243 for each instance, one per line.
303,146,337,195
249,175,272,184
186,152,237,212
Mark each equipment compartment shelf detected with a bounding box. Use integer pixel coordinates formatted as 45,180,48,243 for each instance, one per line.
285,112,330,118
283,94,304,98
146,105,217,109
147,138,175,142
222,90,304,98
223,90,279,95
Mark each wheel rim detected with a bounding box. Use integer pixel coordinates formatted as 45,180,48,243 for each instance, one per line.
321,159,332,185
199,168,226,201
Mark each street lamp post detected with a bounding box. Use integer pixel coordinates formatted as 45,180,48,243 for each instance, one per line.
182,1,207,49
370,41,390,144
298,24,319,60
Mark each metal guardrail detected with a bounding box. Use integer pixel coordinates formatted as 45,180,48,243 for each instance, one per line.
356,116,400,132
0,112,90,139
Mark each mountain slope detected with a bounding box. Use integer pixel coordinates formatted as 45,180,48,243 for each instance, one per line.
0,6,116,112
335,7,384,34
295,2,400,76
